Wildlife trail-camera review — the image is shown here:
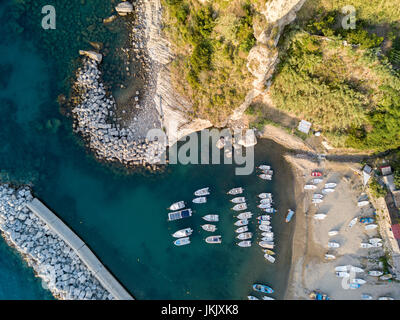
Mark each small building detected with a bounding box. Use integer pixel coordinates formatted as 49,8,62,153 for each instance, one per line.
298,120,312,134
381,165,392,176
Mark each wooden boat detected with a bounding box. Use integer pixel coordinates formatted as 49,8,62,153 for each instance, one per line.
235,226,249,233
322,188,335,194
237,232,253,240
365,224,377,230
313,194,324,199
193,197,207,204
259,241,274,249
232,203,247,211
314,213,327,220
368,270,383,277
253,284,274,294
202,214,219,222
311,171,322,177
325,183,337,188
264,254,275,263
324,254,336,260
194,187,210,196
258,174,272,180
259,225,272,232
205,235,222,244
257,215,271,221
237,212,253,220
168,201,185,211
258,165,271,171
168,209,192,222
263,249,275,255
304,185,317,190
286,209,295,223
201,224,217,232
312,178,323,184
234,219,248,227
263,208,277,214
227,187,243,195
328,241,340,248
258,193,272,199
174,237,191,246
351,279,366,285
348,217,358,228
312,198,323,204
357,200,370,207
328,230,339,236
237,240,252,247
336,271,350,278
262,296,275,300
247,295,259,300
172,228,193,238
231,197,246,204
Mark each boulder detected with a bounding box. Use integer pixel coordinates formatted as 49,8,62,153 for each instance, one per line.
79,50,103,63
115,2,134,16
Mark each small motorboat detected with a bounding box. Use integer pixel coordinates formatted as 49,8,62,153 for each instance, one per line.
259,225,272,232
264,254,275,263
312,198,323,204
259,174,272,180
322,188,335,194
202,214,219,222
350,279,366,285
369,238,382,244
263,249,275,255
359,217,374,224
380,274,393,281
328,230,339,236
235,226,249,233
336,271,350,278
350,266,364,273
378,296,394,300
365,224,377,230
313,194,324,199
261,232,274,238
335,266,348,272
357,200,369,207
325,183,337,188
237,240,252,247
286,209,295,223
259,241,274,249
258,203,272,209
168,201,185,211
370,242,382,248
312,178,323,184
309,291,330,300
311,171,322,177
174,237,191,246
325,254,336,260
257,215,271,221
253,284,274,294
237,232,253,240
234,219,249,227
205,235,222,244
193,197,207,204
201,224,217,232
360,243,373,248
361,294,373,300
168,209,193,222
237,212,253,220
247,295,259,300
262,296,275,300
261,236,274,242
304,185,317,190
349,283,361,289
328,241,340,248
172,228,193,238
348,217,358,228
258,193,272,199
262,169,274,175
227,187,244,195
368,270,383,277
231,197,246,204
258,165,271,171
233,203,247,211
258,220,271,226
260,198,273,204
314,213,327,220
263,208,277,214
194,187,210,196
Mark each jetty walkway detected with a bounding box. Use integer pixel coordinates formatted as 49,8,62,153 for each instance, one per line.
27,198,134,300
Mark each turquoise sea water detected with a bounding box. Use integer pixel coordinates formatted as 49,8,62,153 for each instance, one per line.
0,0,296,299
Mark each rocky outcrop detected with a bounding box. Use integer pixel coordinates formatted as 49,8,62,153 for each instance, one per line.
0,185,112,300
115,1,134,16
79,50,103,63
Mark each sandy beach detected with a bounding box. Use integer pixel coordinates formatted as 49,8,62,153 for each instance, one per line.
284,155,400,300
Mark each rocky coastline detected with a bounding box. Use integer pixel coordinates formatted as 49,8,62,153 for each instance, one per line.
0,185,113,300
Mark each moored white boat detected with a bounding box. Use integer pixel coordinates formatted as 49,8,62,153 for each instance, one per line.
262,169,274,175
174,237,191,246
258,165,271,171
247,295,259,300
193,197,207,204
227,187,243,195
172,228,193,238
231,197,246,204
237,240,252,247
257,215,271,221
234,219,249,227
259,225,272,232
258,174,272,180
260,198,273,204
194,188,210,196
232,203,247,211
258,220,271,226
201,224,217,232
205,235,222,244
258,193,272,199
237,212,253,220
261,236,274,242
259,241,274,249
263,249,275,255
168,209,193,222
263,208,277,214
202,214,219,222
235,226,249,233
261,232,274,238
168,201,185,211
237,232,253,240
258,203,272,209
264,254,275,263
262,296,275,300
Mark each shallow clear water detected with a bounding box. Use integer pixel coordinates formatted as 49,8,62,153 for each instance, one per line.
0,0,296,299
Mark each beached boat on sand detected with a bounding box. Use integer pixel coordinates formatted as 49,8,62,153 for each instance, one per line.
325,183,337,188
322,188,335,194
201,224,217,232
368,271,383,277
328,230,339,236
237,232,253,240
351,279,366,285
378,296,394,300
312,178,323,184
194,188,210,196
232,203,247,211
258,193,272,199
235,226,249,233
168,201,185,211
311,171,322,177
253,284,274,294
205,235,222,244
304,185,317,190
227,187,243,195
314,213,327,220
348,217,358,228
231,197,246,204
234,219,248,227
325,254,336,260
237,212,253,220
286,209,295,223
174,237,191,246
202,214,219,222
264,254,275,263
168,209,192,222
360,243,373,248
369,238,382,244
357,200,369,207
172,228,193,238
309,291,330,300
313,194,324,199
361,294,373,300
336,271,350,278
312,198,323,204
365,224,377,230
328,241,340,248
237,240,252,247
193,197,207,204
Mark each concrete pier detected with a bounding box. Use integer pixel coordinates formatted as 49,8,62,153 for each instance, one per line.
27,198,134,300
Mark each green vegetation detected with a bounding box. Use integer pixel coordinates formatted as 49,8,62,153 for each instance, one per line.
162,0,260,124
368,178,387,198
394,170,400,190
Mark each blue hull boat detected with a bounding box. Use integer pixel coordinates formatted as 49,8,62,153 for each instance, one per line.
286,209,295,223
253,284,274,294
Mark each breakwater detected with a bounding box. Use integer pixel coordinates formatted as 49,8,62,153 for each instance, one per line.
0,185,133,300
